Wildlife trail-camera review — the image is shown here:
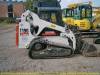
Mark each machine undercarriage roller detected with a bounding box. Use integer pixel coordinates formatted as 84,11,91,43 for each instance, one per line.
28,37,74,59
94,38,100,44
94,32,100,44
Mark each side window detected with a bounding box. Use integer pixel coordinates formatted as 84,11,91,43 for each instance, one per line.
62,9,66,17
86,8,92,18
82,8,86,18
8,4,13,18
74,8,78,19
39,13,50,21
67,10,71,16
81,6,92,18
51,13,57,23
74,8,77,15
71,10,74,16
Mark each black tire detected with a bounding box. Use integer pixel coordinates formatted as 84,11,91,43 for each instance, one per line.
28,48,74,59
30,41,47,51
28,41,47,59
28,37,74,59
48,47,74,57
94,38,100,44
28,50,46,59
65,48,74,58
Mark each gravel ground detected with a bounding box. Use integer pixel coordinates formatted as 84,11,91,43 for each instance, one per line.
0,25,100,72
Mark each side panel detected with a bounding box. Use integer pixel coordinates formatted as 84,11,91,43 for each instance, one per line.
18,21,34,48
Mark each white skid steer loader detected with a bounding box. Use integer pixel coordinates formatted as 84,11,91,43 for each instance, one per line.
16,10,98,59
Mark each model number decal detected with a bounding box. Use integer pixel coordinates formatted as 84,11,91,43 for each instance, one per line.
50,24,56,29
20,28,29,36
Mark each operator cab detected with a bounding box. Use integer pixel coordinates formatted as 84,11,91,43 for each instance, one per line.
74,4,92,21
32,0,63,36
62,4,92,21
34,0,63,26
63,8,74,17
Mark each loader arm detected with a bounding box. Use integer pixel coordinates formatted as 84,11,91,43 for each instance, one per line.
93,15,100,29
22,10,66,35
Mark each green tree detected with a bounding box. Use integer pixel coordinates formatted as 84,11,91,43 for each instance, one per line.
25,0,35,11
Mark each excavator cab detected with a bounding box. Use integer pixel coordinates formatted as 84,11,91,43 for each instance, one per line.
62,8,74,25
62,3,93,31
73,4,93,30
63,8,74,17
74,4,92,21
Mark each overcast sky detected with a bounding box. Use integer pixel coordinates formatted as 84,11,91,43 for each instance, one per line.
60,0,100,8
60,0,92,8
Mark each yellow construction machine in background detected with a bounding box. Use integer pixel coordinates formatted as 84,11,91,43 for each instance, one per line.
62,2,100,33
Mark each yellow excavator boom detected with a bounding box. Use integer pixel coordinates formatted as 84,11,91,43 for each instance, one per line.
93,15,100,29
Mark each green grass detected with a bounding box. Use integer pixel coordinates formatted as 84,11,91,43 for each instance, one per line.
0,23,15,29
